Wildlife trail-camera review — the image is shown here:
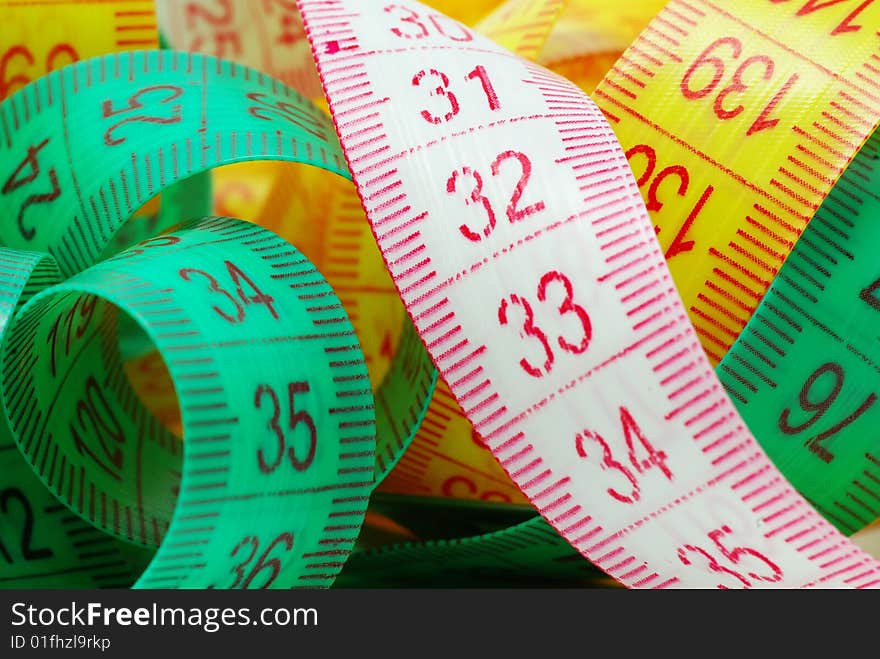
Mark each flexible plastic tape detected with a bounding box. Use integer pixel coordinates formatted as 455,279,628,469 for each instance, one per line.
0,46,435,473
593,0,880,363
298,0,880,587
353,124,880,583
0,246,154,587
1,216,379,588
0,49,436,587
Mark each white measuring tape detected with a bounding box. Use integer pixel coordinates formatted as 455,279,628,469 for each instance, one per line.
297,0,880,588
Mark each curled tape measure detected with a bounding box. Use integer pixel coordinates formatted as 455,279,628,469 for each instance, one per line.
298,0,880,587
0,246,154,587
0,0,879,589
0,0,214,254
0,46,435,587
4,217,378,588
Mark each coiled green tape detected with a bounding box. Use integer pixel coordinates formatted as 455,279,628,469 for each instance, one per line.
4,217,375,588
0,50,436,587
0,246,153,587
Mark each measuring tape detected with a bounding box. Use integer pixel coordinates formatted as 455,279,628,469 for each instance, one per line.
3,216,378,588
593,0,880,363
0,246,155,587
2,0,880,588
353,0,880,579
299,0,880,587
0,47,435,586
352,122,880,584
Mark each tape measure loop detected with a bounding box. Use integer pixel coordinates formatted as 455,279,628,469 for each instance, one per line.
2,217,377,588
0,44,437,549
0,245,154,587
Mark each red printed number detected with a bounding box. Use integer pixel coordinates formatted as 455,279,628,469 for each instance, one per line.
384,4,473,41
413,64,501,125
681,37,798,136
678,525,783,588
110,234,183,261
575,406,672,504
247,91,328,141
499,271,591,378
254,381,317,474
2,138,62,241
449,151,544,241
212,532,295,589
260,0,306,45
625,144,713,260
185,0,242,57
179,261,279,324
0,43,78,99
102,85,184,146
769,0,877,36
413,69,459,124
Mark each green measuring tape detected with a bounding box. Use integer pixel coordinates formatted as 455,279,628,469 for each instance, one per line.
5,217,376,588
0,50,435,588
0,247,153,587
718,131,880,536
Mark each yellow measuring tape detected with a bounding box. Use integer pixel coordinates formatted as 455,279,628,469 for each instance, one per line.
594,0,880,363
